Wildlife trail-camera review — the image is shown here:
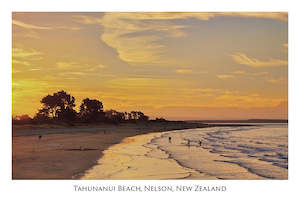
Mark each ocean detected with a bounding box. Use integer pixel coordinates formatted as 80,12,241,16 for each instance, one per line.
81,124,288,180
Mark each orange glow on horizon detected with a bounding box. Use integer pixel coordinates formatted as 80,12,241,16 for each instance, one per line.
12,12,288,120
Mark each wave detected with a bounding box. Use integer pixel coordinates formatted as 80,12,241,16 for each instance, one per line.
152,125,288,179
81,124,287,180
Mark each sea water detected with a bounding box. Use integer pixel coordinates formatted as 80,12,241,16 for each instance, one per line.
81,124,288,180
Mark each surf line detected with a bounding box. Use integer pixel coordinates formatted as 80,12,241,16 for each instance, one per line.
145,132,214,179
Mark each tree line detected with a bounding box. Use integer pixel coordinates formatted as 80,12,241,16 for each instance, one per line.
12,90,160,125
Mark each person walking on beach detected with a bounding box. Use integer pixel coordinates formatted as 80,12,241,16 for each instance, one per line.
198,140,202,146
187,139,190,146
168,137,172,143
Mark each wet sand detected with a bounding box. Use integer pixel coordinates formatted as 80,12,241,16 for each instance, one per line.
81,131,218,180
12,122,206,179
82,125,287,180
81,130,262,180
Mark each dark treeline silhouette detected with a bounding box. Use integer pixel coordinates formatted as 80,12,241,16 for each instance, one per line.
12,90,162,125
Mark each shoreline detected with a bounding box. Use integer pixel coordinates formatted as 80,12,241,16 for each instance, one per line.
13,122,211,179
80,124,287,180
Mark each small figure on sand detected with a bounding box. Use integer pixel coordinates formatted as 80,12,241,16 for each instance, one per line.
187,139,191,146
38,135,42,141
198,140,202,146
168,137,172,143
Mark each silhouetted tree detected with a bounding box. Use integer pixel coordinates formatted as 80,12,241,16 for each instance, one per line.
30,90,151,124
105,109,125,123
136,111,149,121
79,98,104,122
125,111,149,122
38,90,76,121
13,114,31,121
128,112,132,120
131,111,138,120
12,114,32,124
155,117,167,122
33,108,50,122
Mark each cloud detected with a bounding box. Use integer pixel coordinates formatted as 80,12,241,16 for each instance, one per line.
232,70,245,75
96,13,187,65
55,61,107,80
61,72,86,76
74,12,288,23
29,68,40,71
56,61,106,71
95,64,105,69
266,78,283,83
12,60,30,66
73,12,287,66
252,71,269,76
13,20,52,30
13,29,40,39
56,62,78,69
73,15,103,24
12,19,80,31
215,93,283,107
231,53,288,67
152,100,287,120
13,48,42,58
217,74,234,79
175,69,193,74
12,48,43,66
219,12,287,22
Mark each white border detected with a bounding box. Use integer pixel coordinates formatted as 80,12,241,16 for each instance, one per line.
1,0,299,199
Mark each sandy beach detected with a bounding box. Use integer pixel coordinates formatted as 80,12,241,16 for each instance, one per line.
12,122,206,179
82,124,288,180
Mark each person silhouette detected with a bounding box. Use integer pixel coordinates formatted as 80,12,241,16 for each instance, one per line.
38,135,42,141
187,139,190,146
168,137,172,143
199,140,202,146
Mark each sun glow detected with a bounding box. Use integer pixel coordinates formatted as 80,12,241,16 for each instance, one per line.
12,12,288,120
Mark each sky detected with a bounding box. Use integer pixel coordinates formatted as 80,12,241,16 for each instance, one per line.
12,12,288,120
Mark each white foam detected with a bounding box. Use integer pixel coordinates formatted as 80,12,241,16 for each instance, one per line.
81,124,288,180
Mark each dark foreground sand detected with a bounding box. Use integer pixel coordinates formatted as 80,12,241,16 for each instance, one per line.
12,122,207,179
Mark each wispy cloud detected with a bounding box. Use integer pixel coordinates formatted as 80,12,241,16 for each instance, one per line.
74,12,288,23
175,69,193,74
232,70,245,75
266,78,283,83
13,19,80,31
29,68,40,71
252,71,269,76
55,61,107,80
12,48,43,66
73,12,287,66
13,20,52,30
219,12,287,22
72,13,288,66
12,60,30,66
95,13,187,65
56,62,106,70
217,74,234,79
56,62,78,69
231,53,288,67
13,48,42,58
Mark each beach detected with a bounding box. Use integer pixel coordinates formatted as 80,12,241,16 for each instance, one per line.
12,122,287,180
12,122,206,179
82,124,288,180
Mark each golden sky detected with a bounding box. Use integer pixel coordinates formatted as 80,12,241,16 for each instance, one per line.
12,12,288,120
